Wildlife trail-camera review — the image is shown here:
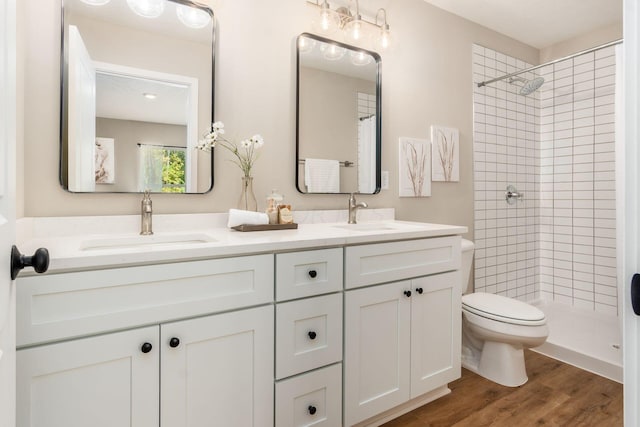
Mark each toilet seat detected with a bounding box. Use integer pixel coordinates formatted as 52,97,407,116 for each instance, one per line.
462,292,546,326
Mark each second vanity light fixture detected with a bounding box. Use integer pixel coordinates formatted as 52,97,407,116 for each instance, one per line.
308,0,394,52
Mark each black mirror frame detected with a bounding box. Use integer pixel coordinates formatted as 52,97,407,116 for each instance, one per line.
295,32,381,195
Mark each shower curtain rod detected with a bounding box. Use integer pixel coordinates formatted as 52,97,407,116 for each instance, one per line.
476,38,623,88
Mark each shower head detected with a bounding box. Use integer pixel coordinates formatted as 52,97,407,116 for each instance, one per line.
508,76,545,95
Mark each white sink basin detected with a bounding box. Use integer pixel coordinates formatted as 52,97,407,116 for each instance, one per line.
80,233,217,251
333,223,402,232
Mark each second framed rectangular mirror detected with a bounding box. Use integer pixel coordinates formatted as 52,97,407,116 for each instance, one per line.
296,33,381,194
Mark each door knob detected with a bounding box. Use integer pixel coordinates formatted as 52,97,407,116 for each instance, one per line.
632,274,640,316
10,245,49,280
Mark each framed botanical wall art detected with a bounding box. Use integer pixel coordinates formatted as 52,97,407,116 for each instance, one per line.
431,125,459,182
399,137,431,197
95,137,115,184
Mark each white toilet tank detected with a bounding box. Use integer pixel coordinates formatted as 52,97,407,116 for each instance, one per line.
461,239,475,294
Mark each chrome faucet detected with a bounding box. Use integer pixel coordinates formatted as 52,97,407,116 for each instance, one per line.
140,190,153,235
348,193,368,224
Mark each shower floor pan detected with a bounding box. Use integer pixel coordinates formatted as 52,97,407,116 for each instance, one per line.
532,300,622,383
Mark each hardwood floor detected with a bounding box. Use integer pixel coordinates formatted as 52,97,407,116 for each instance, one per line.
382,350,623,427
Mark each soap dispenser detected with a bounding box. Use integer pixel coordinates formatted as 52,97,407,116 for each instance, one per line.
265,189,283,224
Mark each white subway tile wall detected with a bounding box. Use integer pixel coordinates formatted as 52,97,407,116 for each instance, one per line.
472,44,618,315
472,44,540,302
538,46,618,315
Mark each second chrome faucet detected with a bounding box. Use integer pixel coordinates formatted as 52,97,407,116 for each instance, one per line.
348,193,367,224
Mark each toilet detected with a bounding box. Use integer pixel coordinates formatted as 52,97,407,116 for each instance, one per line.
460,239,548,387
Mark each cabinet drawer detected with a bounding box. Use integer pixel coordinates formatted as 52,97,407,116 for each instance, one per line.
276,248,343,301
275,363,342,427
345,237,460,289
276,293,342,379
17,254,274,347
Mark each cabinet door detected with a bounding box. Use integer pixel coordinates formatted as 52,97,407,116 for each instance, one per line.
410,272,461,398
161,305,274,427
17,326,159,427
344,281,411,426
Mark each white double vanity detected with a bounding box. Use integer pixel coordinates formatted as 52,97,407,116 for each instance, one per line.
15,211,466,427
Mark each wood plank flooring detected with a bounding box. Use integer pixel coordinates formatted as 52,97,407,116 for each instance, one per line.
382,350,622,427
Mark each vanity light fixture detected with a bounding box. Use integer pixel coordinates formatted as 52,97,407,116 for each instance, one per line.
176,4,212,29
342,0,367,45
307,0,394,52
312,0,341,35
127,0,165,19
373,8,393,51
79,0,111,5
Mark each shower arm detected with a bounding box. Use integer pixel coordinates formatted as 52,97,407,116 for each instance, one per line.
477,38,622,88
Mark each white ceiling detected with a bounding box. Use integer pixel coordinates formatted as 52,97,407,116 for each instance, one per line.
423,0,622,49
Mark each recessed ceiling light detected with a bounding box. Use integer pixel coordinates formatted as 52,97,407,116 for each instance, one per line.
143,93,157,100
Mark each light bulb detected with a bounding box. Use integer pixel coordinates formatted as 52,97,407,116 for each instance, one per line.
80,0,111,5
298,36,316,54
127,0,164,18
373,25,394,51
176,4,211,29
350,50,372,66
372,8,394,52
312,1,340,35
344,17,369,46
320,42,346,61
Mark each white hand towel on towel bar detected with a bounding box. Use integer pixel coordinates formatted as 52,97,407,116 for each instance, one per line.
304,158,340,193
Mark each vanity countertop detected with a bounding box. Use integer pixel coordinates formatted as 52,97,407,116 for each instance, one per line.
17,211,467,274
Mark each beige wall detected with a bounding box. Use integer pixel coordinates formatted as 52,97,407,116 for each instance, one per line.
540,23,622,62
18,0,539,240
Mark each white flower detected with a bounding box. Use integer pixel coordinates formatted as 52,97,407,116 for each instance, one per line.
251,134,265,147
196,122,265,177
212,121,225,134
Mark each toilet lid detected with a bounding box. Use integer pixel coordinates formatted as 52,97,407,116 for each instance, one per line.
462,293,546,326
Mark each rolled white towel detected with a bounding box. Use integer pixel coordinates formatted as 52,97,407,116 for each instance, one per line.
227,209,269,228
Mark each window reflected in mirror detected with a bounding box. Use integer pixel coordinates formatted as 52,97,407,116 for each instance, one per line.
296,33,381,194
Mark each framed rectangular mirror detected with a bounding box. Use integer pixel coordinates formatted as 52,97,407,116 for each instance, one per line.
60,0,214,193
296,33,381,194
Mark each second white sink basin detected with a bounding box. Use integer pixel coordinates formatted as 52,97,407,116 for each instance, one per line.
333,222,403,232
81,233,217,251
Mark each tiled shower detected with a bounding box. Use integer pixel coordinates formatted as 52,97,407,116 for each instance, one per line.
472,43,618,316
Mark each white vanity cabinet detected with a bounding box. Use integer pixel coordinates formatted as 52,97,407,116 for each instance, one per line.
15,223,466,427
16,255,274,427
160,305,274,427
343,238,461,426
17,326,160,427
274,248,344,427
